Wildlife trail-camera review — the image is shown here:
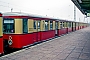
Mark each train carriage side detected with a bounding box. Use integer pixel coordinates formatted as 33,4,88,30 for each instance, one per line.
83,23,87,28
76,22,79,30
82,23,84,29
68,21,72,32
58,20,68,35
3,16,28,49
64,21,68,34
78,22,81,30
55,21,58,36
57,21,61,36
81,23,83,29
72,22,76,31
58,21,64,35
3,14,43,49
0,13,3,55
3,13,57,49
80,23,82,29
61,21,66,34
77,22,79,30
85,23,88,28
83,23,85,28
40,19,55,40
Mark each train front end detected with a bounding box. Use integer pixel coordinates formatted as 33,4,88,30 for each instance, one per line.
3,12,28,49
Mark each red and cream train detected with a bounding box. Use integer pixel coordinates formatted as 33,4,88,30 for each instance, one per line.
0,12,88,55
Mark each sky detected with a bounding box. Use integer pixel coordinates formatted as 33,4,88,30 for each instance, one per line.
0,0,90,23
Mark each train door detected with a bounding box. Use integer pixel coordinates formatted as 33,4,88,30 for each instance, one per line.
66,22,68,33
37,20,41,42
60,22,63,29
55,21,58,36
72,22,74,31
75,22,76,31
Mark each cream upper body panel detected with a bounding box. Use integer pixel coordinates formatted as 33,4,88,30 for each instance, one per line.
0,17,3,36
15,19,23,34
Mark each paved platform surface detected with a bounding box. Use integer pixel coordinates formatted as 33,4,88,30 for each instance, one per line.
0,27,90,60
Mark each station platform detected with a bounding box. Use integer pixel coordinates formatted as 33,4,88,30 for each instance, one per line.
0,27,90,60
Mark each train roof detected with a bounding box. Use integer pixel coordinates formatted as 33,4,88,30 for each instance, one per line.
2,12,62,21
2,12,87,23
3,12,55,20
3,12,29,16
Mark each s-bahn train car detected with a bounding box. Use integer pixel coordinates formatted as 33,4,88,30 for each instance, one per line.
0,13,3,55
3,12,57,49
3,12,43,49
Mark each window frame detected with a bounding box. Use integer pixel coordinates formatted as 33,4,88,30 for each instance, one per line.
23,18,28,33
45,20,49,31
55,22,58,29
60,22,63,29
3,18,15,33
37,20,41,29
33,20,37,29
50,21,53,30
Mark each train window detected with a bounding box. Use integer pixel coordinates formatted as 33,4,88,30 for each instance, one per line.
33,20,36,29
73,23,75,27
69,22,71,27
3,18,14,33
37,21,40,29
55,22,58,29
23,18,28,33
77,23,79,26
45,20,49,31
60,22,63,29
63,22,64,28
50,21,53,30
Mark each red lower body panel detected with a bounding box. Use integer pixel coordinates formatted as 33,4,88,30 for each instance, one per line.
58,28,68,35
58,29,61,36
37,32,41,42
3,30,55,49
80,26,82,29
76,27,79,30
68,28,72,32
85,26,87,28
3,33,38,48
81,26,82,29
40,30,55,41
82,26,84,28
78,26,80,29
78,26,79,30
84,26,86,28
73,27,76,31
0,37,3,54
